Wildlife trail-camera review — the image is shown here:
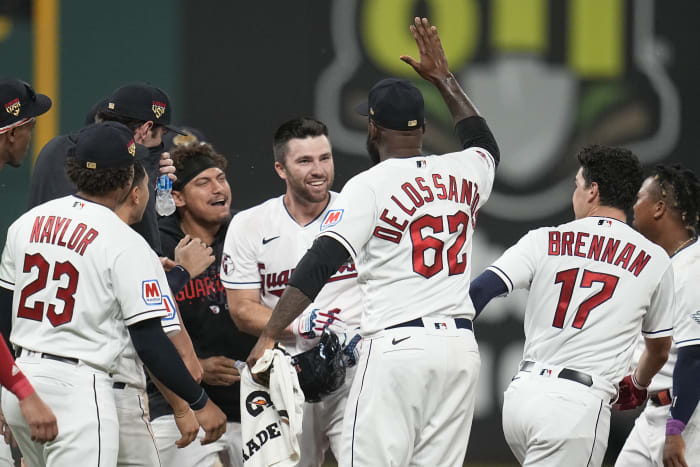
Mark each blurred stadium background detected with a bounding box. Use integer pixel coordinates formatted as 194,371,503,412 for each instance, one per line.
1,0,698,464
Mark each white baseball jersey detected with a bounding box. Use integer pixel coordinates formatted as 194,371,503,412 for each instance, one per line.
221,193,362,332
634,238,700,392
114,293,181,388
318,148,495,335
488,216,674,386
0,195,171,374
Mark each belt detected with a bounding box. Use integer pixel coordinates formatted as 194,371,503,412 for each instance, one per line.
112,382,127,390
17,348,79,366
650,389,672,406
520,360,593,388
386,317,473,331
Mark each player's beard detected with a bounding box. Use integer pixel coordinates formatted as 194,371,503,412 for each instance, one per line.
366,134,381,166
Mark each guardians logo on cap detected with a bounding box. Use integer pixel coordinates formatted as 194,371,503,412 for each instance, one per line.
127,139,136,156
5,98,20,116
152,101,166,119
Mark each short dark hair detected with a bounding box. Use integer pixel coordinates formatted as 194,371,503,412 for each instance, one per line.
651,164,700,233
577,145,643,211
272,117,328,164
66,158,134,196
95,110,144,132
170,142,227,173
130,161,147,190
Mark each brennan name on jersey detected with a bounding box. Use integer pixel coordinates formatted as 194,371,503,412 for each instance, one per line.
548,230,652,277
29,215,98,256
375,173,481,244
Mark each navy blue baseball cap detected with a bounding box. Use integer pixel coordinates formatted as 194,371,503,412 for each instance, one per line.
0,78,52,133
71,121,138,169
163,125,207,152
105,83,184,135
356,78,424,131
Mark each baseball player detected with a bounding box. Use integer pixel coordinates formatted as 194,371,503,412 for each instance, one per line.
222,116,362,466
149,142,253,466
469,145,673,466
247,17,499,467
615,164,700,467
0,78,52,174
111,159,217,466
0,122,226,466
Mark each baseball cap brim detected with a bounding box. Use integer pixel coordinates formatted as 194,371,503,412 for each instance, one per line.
24,93,52,119
164,124,186,136
355,101,369,116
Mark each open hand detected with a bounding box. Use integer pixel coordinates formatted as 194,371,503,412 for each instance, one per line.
400,17,451,84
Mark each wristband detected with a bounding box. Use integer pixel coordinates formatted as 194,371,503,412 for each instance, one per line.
631,371,648,390
189,389,208,411
666,418,685,436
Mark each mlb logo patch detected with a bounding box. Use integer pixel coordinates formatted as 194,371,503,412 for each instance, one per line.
142,279,163,306
161,295,177,321
597,219,613,227
321,209,344,231
72,201,85,209
222,253,234,275
434,322,447,330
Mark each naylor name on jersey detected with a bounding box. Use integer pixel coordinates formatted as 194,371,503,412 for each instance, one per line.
548,231,652,277
29,215,99,256
258,262,358,297
373,174,482,245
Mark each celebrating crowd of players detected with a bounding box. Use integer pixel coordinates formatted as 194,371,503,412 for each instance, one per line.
0,15,698,467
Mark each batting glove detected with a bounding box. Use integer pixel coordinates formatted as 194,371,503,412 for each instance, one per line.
293,308,344,340
614,371,648,411
342,332,362,367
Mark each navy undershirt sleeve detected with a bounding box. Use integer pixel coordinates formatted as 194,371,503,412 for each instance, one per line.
288,236,351,301
670,344,700,425
469,270,509,319
0,288,11,347
454,116,500,166
128,318,208,410
165,265,190,295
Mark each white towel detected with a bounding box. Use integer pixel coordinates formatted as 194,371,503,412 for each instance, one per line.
240,348,305,466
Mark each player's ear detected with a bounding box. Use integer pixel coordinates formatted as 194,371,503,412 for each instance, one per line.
653,199,667,220
587,181,599,203
273,161,287,181
172,189,186,208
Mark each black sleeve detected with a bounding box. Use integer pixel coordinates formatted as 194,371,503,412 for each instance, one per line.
454,116,500,166
0,288,11,348
288,236,351,301
128,318,208,410
670,344,700,425
165,266,190,295
469,270,509,319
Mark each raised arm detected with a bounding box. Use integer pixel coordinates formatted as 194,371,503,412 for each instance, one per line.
401,17,499,163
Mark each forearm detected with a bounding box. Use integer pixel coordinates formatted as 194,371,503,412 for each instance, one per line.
229,299,274,336
636,337,671,386
0,336,33,400
670,345,700,425
433,73,480,124
165,266,190,295
148,370,190,415
262,286,312,339
129,319,207,410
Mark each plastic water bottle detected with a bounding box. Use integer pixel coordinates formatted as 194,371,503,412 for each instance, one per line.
155,174,176,216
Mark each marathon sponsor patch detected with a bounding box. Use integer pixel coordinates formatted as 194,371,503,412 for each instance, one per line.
321,209,343,231
142,279,163,305
161,295,177,321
